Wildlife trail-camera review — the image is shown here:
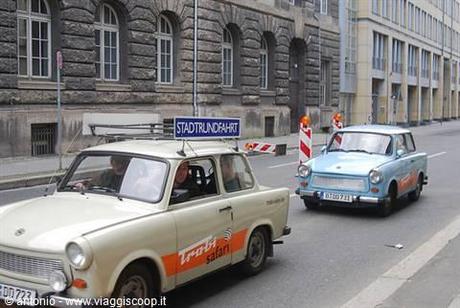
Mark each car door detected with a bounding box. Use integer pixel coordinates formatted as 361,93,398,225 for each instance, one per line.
169,158,233,286
394,134,414,196
218,154,257,264
403,133,419,192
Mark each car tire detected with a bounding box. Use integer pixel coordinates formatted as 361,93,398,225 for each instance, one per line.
378,184,397,217
408,175,423,202
304,199,319,210
112,263,157,305
241,228,268,276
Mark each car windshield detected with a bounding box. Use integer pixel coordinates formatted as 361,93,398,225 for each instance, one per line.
328,132,392,155
59,154,168,203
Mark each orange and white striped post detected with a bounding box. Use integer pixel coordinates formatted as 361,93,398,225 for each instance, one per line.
299,115,312,163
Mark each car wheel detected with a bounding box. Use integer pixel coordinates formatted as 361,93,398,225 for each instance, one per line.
408,175,423,202
112,263,157,306
241,228,268,276
378,184,397,217
304,199,319,210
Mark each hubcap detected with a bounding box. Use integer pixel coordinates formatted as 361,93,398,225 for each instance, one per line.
118,275,148,307
248,232,265,268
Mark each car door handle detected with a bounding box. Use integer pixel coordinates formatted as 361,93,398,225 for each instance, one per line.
219,206,232,213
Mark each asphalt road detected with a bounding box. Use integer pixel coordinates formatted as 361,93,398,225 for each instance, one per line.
1,121,459,307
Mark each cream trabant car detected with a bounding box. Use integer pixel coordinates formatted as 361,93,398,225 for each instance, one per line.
0,140,290,306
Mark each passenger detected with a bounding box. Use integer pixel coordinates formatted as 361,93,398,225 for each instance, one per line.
172,161,201,199
220,155,242,192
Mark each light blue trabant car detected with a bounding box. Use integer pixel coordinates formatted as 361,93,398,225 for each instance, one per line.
296,125,428,216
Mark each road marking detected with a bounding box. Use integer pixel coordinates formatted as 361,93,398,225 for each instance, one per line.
428,151,447,159
269,161,298,169
341,213,460,308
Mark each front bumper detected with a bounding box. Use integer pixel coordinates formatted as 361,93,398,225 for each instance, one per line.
296,189,387,208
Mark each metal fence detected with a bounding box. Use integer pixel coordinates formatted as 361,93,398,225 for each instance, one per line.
31,123,56,156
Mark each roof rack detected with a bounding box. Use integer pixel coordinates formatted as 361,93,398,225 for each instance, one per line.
88,123,174,142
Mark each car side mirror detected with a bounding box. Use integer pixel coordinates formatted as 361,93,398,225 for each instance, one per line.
396,149,405,158
321,146,327,154
170,189,190,205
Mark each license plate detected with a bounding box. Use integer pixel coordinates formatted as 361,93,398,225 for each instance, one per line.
0,283,37,305
321,192,353,203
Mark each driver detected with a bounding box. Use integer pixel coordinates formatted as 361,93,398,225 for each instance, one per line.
172,161,201,199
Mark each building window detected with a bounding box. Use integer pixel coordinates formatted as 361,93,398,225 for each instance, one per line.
372,0,379,15
372,32,386,71
345,0,357,74
400,0,406,27
408,45,417,76
157,15,174,84
31,123,56,156
260,37,268,89
415,7,420,33
408,3,414,31
421,50,429,78
95,4,119,81
382,0,389,18
392,39,402,73
320,0,328,14
433,55,439,80
222,28,233,87
17,0,51,78
320,60,330,106
391,0,398,23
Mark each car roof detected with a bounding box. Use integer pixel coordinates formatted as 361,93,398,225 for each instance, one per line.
81,139,240,159
339,125,411,135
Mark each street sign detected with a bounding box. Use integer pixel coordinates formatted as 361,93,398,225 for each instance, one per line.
174,117,241,139
56,51,63,69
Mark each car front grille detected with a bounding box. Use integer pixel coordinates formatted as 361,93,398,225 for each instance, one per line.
0,250,64,280
312,175,366,191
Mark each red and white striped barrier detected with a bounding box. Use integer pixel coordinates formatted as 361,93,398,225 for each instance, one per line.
331,119,343,148
299,127,312,163
245,142,276,153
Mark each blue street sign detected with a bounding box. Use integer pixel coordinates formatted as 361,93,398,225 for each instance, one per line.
174,117,241,139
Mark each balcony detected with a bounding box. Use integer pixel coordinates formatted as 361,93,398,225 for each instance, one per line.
392,62,402,74
421,69,430,79
408,66,417,77
372,57,386,71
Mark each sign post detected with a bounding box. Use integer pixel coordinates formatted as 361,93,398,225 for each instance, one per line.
56,50,63,170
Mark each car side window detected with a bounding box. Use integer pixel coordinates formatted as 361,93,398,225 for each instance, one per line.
404,133,416,152
220,154,254,193
395,134,408,154
170,158,218,205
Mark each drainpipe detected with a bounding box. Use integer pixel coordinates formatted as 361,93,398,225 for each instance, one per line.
313,9,321,119
193,0,199,116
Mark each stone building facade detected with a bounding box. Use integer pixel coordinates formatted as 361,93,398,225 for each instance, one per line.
0,0,339,158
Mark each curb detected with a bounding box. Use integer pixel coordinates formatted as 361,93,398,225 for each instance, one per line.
0,172,65,191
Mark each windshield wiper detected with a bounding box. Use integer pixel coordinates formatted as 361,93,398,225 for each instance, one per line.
348,149,373,154
329,149,349,152
85,186,123,201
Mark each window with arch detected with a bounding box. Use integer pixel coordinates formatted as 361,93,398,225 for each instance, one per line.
260,37,268,89
17,0,51,78
222,28,233,86
95,4,119,81
158,15,173,84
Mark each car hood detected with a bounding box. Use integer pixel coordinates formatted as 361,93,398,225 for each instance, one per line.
0,193,159,253
311,152,392,176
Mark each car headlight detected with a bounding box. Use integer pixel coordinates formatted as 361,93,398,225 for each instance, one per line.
369,169,383,184
298,164,312,178
48,270,68,292
66,241,92,270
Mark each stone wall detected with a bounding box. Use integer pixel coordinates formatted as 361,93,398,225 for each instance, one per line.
0,0,339,158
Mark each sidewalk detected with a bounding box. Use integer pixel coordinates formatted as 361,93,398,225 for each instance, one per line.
0,132,329,190
380,233,460,308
